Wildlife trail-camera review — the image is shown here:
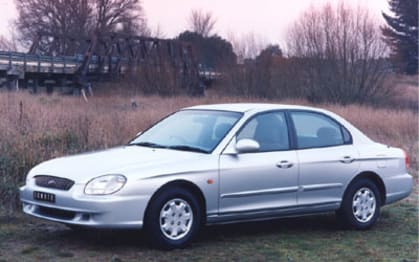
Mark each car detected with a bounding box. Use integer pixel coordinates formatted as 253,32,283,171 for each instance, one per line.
20,103,413,249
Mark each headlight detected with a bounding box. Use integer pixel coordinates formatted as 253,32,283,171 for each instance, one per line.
84,175,127,195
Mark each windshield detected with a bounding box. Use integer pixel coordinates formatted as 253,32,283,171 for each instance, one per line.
130,110,243,153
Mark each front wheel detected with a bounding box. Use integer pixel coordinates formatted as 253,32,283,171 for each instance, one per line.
144,187,201,249
337,179,381,229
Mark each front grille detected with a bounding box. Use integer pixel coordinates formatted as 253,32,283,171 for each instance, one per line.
33,191,55,203
38,206,76,220
35,175,74,191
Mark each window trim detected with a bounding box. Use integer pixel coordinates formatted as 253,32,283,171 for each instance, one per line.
286,110,353,150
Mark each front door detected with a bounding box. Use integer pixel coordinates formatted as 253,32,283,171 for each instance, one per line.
219,111,299,215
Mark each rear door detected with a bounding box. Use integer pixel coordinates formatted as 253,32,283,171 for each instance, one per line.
289,110,360,206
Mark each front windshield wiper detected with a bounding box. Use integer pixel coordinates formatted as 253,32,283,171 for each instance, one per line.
167,145,209,154
130,142,209,153
129,142,168,149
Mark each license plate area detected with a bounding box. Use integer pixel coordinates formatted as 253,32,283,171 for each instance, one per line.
33,191,56,203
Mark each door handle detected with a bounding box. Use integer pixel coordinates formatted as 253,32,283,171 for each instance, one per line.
276,160,293,169
340,156,355,164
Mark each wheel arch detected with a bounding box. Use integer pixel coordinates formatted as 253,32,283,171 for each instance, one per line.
343,171,386,206
144,179,207,225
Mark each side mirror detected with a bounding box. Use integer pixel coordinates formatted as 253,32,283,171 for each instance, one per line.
235,139,260,154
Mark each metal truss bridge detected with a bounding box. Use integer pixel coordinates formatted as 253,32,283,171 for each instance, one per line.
0,33,219,95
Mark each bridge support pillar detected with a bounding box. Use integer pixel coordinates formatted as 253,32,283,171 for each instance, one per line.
19,79,28,90
7,78,18,91
32,78,39,94
46,83,53,94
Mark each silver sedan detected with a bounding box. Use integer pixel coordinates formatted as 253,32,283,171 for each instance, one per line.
20,103,413,249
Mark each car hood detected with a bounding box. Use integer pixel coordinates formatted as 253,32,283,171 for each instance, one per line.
28,146,210,183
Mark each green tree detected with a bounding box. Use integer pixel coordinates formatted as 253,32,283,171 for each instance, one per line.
177,31,236,69
382,0,418,74
255,45,282,62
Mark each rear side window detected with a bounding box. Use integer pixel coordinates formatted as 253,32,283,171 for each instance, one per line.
290,111,346,149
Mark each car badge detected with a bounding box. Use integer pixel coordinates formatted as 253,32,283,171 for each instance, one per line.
47,179,57,186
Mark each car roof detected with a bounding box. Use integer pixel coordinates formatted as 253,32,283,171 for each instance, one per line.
184,103,324,113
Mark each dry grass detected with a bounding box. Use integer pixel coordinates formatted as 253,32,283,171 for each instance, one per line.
0,91,418,212
385,74,418,111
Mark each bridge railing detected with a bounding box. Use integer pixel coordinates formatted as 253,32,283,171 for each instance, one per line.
0,50,221,84
0,51,81,74
0,51,129,76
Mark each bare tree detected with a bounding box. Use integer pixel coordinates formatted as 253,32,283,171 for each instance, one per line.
14,0,147,54
0,36,17,51
93,0,147,35
148,24,166,38
287,2,389,104
15,0,93,54
0,24,19,51
188,9,216,37
228,32,267,63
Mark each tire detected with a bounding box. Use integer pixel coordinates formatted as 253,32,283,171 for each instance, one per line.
144,187,201,249
337,178,381,230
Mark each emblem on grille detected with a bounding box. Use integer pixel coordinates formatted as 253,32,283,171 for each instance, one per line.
47,179,57,186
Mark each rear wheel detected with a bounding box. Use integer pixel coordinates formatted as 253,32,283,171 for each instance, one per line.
337,179,381,229
144,187,201,249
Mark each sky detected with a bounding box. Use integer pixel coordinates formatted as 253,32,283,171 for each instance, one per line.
143,0,388,44
0,0,389,45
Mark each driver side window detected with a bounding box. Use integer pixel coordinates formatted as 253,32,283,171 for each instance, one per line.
237,111,289,152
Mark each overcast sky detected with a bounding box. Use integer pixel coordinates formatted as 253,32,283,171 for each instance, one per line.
0,0,389,45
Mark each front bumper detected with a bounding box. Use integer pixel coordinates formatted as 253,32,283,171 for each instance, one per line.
20,182,150,229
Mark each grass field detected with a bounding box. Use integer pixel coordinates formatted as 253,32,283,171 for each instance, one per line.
0,91,417,261
0,201,417,261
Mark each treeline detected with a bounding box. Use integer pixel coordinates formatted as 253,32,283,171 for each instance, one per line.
2,0,418,104
184,2,399,104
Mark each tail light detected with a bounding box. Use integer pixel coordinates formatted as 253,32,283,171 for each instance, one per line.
403,150,409,169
